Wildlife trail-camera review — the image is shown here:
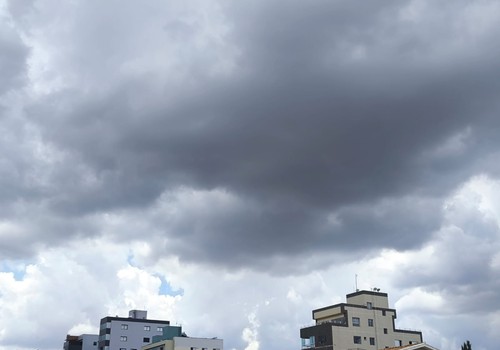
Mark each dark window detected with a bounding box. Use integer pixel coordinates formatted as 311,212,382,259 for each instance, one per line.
318,336,327,345
368,319,374,327
143,338,150,343
384,328,388,334
382,310,386,316
354,336,362,344
352,317,360,326
370,337,375,345
93,342,97,346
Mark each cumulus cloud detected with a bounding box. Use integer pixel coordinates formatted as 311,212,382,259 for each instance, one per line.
1,0,500,349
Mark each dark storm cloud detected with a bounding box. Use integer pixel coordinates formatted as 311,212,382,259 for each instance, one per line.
9,0,500,267
0,24,28,95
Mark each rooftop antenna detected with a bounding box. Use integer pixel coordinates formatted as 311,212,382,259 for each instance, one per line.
355,274,359,292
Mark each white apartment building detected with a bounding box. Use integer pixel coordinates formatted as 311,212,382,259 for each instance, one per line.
141,324,223,350
142,335,223,350
64,334,99,350
98,310,170,350
300,290,431,350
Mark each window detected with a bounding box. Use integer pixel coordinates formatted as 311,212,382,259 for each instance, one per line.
301,336,315,347
382,310,386,316
120,348,126,350
157,327,163,332
93,342,97,346
353,336,362,344
120,336,127,342
143,337,150,342
352,317,360,326
383,328,388,334
370,337,375,346
368,318,374,327
367,302,373,309
121,324,128,330
395,340,402,347
144,326,150,331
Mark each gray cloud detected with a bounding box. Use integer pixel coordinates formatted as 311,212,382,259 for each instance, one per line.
3,0,500,272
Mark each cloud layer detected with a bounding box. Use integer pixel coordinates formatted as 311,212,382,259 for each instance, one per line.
1,1,500,349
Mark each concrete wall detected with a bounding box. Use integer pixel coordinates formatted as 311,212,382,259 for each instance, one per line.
313,305,342,322
346,291,389,309
108,319,169,350
331,305,421,349
80,334,99,350
173,337,223,350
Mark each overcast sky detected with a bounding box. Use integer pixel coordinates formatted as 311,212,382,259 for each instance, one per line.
1,1,500,349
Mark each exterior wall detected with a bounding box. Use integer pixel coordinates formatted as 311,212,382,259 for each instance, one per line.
173,337,223,350
64,336,82,350
301,291,422,350
346,291,389,309
99,313,170,350
313,305,343,323
129,310,148,319
300,323,334,350
108,319,167,350
142,339,174,350
142,337,222,350
80,334,99,350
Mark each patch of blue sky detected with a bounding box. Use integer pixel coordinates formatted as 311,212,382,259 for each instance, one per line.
158,275,184,297
126,250,183,297
0,260,28,281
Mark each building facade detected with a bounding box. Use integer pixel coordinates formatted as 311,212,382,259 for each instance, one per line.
98,310,170,350
64,334,99,350
141,324,223,350
300,290,423,350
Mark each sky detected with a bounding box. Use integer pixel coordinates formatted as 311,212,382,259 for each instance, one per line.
1,0,500,349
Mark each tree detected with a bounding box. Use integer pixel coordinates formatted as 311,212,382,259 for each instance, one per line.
461,340,472,350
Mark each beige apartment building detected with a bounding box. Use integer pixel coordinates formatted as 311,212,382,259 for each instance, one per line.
300,290,430,350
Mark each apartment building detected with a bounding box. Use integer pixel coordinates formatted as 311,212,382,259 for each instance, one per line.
98,310,170,350
64,334,99,350
141,324,223,350
300,290,430,350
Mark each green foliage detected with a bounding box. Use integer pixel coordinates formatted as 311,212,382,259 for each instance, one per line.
461,340,472,350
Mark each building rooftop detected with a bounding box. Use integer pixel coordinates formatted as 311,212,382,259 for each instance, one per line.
381,343,439,350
